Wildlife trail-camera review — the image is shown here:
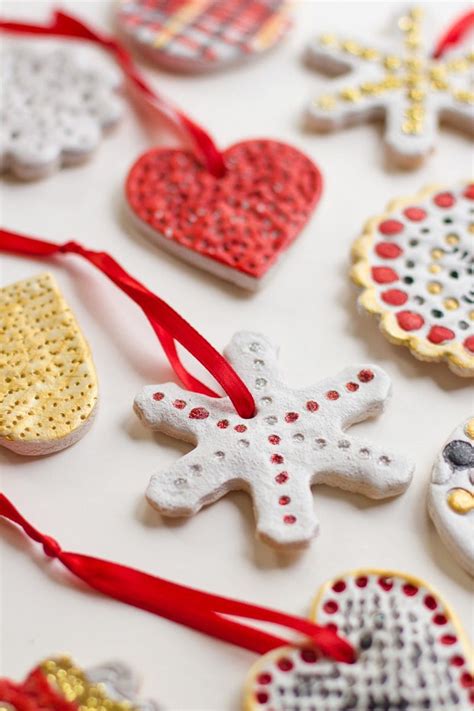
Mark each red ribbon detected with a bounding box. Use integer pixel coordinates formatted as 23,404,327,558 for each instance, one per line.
0,10,226,177
433,10,474,58
0,227,256,418
0,493,355,663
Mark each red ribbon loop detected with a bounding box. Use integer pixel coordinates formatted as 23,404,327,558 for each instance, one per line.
0,9,226,177
0,493,355,662
433,10,474,58
0,227,256,418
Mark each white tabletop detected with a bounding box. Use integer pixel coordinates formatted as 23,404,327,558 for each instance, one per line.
1,1,472,709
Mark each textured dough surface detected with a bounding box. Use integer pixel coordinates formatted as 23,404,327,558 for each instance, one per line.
0,272,98,455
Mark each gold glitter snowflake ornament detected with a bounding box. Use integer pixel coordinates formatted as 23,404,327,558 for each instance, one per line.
306,7,474,168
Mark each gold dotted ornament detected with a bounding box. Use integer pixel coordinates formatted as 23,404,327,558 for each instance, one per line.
0,273,98,455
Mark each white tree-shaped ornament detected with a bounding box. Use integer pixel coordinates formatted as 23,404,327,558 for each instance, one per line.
306,7,474,168
134,332,414,548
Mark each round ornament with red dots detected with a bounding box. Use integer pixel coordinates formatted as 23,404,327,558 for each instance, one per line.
352,182,474,377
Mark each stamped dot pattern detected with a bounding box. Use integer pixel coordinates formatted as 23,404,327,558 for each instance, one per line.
353,182,474,376
245,570,473,710
136,332,413,547
0,47,122,180
0,273,98,454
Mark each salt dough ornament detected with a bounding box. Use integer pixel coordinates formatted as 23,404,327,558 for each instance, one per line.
351,182,474,377
428,418,474,577
134,331,414,548
0,656,159,710
117,0,291,73
0,46,122,179
0,273,98,455
244,569,474,709
125,140,321,290
306,6,474,168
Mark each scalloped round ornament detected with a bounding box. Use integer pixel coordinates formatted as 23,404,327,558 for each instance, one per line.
117,0,292,73
351,182,474,376
244,569,474,710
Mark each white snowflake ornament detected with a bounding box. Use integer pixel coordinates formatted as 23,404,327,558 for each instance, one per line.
134,331,414,548
0,46,122,180
306,6,474,168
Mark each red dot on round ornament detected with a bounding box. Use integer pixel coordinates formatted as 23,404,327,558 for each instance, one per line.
464,336,474,353
235,424,247,432
189,407,209,419
396,310,424,331
381,288,408,306
255,691,269,704
358,369,374,383
173,399,187,409
217,419,229,429
257,672,272,685
375,242,403,259
285,412,299,423
372,266,399,284
441,634,457,645
284,514,296,524
346,382,359,392
434,192,455,208
378,576,394,591
404,206,427,221
326,390,340,400
275,471,289,484
463,184,474,200
451,655,465,667
402,583,418,596
461,672,474,688
433,613,448,625
378,219,404,235
152,392,164,401
279,495,291,506
271,454,284,464
306,400,319,412
424,595,437,610
323,600,339,614
332,580,346,593
268,434,281,445
300,648,318,664
356,576,368,588
428,326,455,344
277,657,294,671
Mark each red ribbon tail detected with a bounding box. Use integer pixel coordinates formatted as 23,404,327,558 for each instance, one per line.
0,493,355,661
433,10,474,58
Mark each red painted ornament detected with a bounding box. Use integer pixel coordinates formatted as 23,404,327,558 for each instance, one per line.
126,140,322,290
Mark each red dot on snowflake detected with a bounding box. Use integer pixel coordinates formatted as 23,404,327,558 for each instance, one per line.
464,335,474,353
332,580,346,593
255,691,269,704
189,407,209,419
271,454,284,464
402,583,418,596
284,514,296,524
378,219,404,235
441,634,457,645
434,192,455,208
279,495,291,505
152,392,164,401
427,326,455,344
326,390,340,400
323,600,339,614
346,382,359,392
306,400,319,412
235,424,247,432
275,471,289,484
381,288,408,306
173,399,187,409
277,657,294,671
463,184,474,200
257,672,272,685
424,595,437,610
433,613,448,625
461,672,474,688
451,655,465,667
285,412,299,422
404,206,427,221
372,266,399,284
375,242,403,259
356,576,368,588
358,369,374,383
396,311,424,331
217,419,229,429
378,576,394,591
269,434,281,445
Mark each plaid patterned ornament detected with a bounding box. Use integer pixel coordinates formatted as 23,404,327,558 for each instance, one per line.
117,0,292,72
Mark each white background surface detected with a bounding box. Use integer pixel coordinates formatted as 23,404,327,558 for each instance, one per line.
1,1,473,709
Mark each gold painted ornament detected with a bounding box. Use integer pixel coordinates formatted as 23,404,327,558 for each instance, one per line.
244,569,474,709
0,273,98,455
351,182,474,377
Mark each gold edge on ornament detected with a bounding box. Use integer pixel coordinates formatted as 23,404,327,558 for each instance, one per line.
350,182,474,376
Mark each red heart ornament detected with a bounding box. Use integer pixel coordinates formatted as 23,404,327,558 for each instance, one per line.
244,569,474,710
125,139,322,290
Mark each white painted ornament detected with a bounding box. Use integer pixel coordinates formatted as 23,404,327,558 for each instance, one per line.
428,418,474,577
306,6,474,168
0,46,122,180
244,569,474,710
134,331,414,548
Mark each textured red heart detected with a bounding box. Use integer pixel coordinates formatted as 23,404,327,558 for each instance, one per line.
125,140,322,289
